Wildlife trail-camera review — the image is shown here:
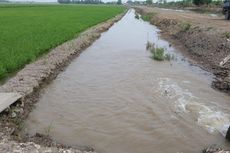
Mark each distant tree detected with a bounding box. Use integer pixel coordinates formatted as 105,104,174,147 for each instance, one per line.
127,0,132,4
0,0,9,2
58,0,102,4
117,0,122,4
193,0,212,5
203,0,212,4
58,0,71,3
146,0,152,5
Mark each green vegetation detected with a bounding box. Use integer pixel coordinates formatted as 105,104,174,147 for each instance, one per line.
141,12,156,21
146,41,175,61
0,4,125,79
117,0,122,4
58,0,103,4
223,32,230,39
0,0,8,2
146,0,153,5
193,0,211,5
151,47,175,61
44,121,54,136
151,47,165,61
180,22,191,32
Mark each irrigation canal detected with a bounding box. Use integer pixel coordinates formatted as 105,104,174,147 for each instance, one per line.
24,9,230,153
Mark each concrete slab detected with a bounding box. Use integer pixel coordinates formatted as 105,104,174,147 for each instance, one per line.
0,93,22,113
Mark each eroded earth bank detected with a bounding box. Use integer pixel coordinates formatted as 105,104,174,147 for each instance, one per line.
135,6,230,94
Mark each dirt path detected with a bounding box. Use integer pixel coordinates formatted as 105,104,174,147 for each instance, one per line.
142,7,230,32
135,6,230,94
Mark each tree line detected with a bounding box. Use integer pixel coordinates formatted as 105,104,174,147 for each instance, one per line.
58,0,123,4
146,0,223,6
58,0,103,4
0,0,9,2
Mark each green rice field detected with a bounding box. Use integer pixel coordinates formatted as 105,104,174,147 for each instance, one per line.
0,4,125,79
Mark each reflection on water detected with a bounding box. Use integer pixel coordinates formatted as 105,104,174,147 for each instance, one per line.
25,9,230,153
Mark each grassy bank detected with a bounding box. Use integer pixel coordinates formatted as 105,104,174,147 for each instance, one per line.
0,4,125,79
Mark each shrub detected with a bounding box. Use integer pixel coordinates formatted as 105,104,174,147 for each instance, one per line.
141,13,156,21
146,41,175,61
223,32,230,39
193,0,212,5
180,22,191,32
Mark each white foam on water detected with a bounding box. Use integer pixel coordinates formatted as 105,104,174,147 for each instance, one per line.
158,78,230,136
209,14,218,17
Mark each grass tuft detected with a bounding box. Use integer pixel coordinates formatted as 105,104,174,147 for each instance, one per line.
146,41,154,50
180,22,191,32
146,41,175,61
223,32,230,39
151,47,165,61
141,12,156,21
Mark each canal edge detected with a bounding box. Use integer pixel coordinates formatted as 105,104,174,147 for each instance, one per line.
0,10,127,153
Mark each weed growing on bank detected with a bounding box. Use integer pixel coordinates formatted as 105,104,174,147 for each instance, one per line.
180,22,191,32
223,32,230,39
44,122,54,136
141,12,156,21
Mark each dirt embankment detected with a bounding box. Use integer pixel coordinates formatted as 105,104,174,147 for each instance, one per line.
155,5,223,14
135,6,230,94
0,12,126,153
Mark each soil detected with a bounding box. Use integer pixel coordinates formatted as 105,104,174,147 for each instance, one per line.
135,6,230,94
0,11,126,153
156,5,223,14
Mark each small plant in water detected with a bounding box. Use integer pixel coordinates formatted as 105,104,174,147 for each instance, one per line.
147,41,175,61
146,41,154,50
151,47,165,61
44,122,53,136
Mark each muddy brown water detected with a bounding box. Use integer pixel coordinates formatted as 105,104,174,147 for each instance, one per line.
25,10,230,153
